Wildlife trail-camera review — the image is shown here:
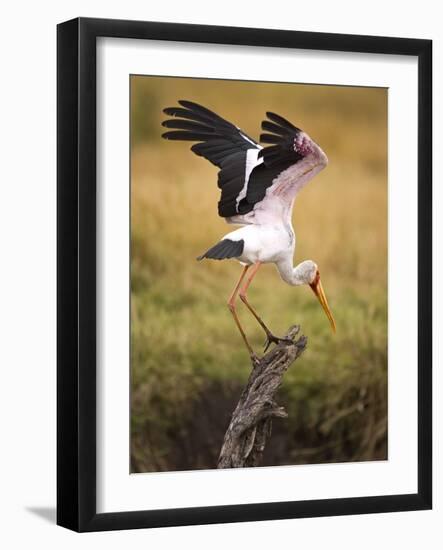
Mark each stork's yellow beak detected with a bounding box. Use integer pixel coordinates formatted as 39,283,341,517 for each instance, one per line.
309,273,336,333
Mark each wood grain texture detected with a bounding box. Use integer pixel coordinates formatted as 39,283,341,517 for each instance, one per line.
218,326,307,468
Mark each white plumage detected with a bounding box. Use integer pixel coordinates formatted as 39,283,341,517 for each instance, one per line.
162,100,335,363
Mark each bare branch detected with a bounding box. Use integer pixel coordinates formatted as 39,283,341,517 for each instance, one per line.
217,326,307,469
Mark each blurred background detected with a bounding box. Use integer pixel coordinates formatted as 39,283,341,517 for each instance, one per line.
130,76,387,473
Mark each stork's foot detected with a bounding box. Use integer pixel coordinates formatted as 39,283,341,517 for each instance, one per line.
263,332,293,352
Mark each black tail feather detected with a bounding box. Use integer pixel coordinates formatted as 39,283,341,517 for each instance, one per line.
197,239,244,261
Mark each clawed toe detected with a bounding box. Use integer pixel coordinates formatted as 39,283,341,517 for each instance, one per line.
263,333,293,351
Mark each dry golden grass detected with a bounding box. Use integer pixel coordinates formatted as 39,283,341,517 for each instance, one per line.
130,76,387,472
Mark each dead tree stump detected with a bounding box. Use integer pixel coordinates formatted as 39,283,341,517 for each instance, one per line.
217,325,307,469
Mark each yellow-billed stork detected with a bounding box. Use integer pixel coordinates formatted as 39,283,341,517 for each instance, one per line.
162,100,335,364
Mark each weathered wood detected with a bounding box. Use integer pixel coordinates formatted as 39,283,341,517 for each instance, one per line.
217,325,307,469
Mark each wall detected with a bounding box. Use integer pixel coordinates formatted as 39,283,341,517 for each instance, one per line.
0,1,440,548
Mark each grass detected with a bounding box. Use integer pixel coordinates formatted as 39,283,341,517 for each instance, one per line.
130,76,387,472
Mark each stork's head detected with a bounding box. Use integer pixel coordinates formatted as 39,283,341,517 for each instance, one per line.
298,260,336,333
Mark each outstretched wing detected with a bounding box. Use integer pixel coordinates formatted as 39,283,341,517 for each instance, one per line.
246,112,328,210
162,103,327,222
162,100,262,218
238,112,305,210
259,112,304,169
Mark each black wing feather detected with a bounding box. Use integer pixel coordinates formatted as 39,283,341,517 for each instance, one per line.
257,112,304,169
162,103,308,219
259,133,286,144
240,112,306,207
261,120,292,135
162,100,260,218
265,112,301,133
162,119,214,133
162,131,223,142
178,100,236,129
163,106,224,127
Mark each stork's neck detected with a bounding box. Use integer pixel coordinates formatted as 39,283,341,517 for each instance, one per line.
276,259,311,286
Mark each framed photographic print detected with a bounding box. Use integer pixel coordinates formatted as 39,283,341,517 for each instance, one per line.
57,17,432,531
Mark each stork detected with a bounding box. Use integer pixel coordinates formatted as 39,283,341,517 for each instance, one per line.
162,100,336,364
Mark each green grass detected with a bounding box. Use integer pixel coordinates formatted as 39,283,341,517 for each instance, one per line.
130,76,388,472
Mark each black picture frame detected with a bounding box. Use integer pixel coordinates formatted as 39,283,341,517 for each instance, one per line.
57,17,432,532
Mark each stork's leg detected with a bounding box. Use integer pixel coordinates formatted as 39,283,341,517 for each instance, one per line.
239,262,293,352
227,265,260,366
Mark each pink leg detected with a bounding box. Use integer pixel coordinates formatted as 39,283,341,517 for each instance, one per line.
227,266,259,364
239,262,292,351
